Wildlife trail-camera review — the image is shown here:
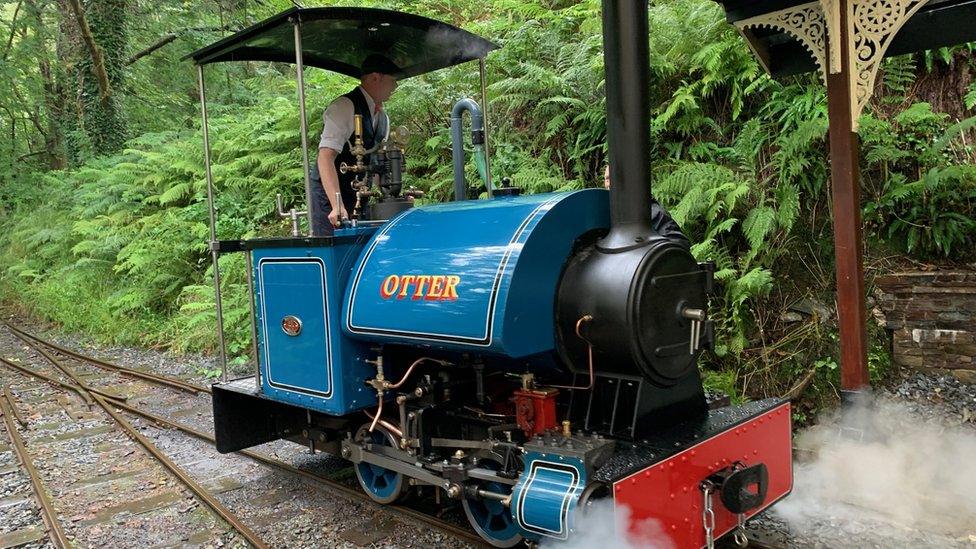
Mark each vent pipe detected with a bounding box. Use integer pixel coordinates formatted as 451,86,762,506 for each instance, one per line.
601,0,653,251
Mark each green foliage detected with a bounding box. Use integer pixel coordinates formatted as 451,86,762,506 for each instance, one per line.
0,0,973,406
862,109,976,258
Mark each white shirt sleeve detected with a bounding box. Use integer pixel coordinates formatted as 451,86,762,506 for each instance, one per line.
318,96,354,151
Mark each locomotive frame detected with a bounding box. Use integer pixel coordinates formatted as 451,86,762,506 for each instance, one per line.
187,4,793,548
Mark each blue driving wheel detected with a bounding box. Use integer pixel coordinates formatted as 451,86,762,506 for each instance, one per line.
462,460,522,548
354,424,406,504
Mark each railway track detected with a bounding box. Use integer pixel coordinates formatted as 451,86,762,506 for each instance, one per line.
0,322,488,548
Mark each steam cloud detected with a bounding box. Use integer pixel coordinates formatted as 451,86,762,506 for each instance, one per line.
776,396,976,538
542,499,675,549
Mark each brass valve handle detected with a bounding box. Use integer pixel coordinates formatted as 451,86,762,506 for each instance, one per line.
340,115,368,174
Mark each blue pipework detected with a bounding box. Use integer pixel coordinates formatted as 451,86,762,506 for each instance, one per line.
451,98,487,200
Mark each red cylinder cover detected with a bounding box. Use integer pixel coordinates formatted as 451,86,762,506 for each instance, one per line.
513,388,559,436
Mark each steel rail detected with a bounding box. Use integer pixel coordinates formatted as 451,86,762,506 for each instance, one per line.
0,391,72,549
4,322,209,394
92,393,269,549
0,356,488,547
3,386,27,427
6,326,128,403
112,399,490,547
0,356,94,405
1,340,267,549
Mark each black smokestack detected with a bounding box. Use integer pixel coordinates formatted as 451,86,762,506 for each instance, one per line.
601,0,653,250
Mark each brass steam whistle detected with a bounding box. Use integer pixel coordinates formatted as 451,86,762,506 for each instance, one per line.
339,115,368,175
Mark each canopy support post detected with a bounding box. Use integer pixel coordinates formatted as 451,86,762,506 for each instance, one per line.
826,0,870,397
292,16,313,233
479,57,493,197
197,64,229,383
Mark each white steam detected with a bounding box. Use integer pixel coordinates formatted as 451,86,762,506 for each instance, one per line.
542,499,675,549
776,396,976,537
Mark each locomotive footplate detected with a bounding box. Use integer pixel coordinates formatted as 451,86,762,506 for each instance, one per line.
597,398,792,548
212,376,325,454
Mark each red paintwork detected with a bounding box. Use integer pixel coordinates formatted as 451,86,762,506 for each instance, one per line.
614,402,793,548
513,388,559,436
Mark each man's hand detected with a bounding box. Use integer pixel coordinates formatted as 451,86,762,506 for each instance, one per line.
327,206,347,228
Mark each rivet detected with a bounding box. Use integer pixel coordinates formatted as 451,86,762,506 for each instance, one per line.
669,462,675,468
645,471,651,477
684,517,690,523
690,450,696,456
681,456,687,462
616,485,622,491
669,493,675,499
683,486,689,493
753,450,759,455
671,524,677,531
631,478,637,484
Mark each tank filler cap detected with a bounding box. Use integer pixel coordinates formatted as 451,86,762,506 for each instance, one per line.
493,177,521,197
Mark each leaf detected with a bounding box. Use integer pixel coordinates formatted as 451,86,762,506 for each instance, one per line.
741,206,776,252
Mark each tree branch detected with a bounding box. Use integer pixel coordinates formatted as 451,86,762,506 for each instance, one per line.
10,85,46,138
66,0,112,105
127,33,177,65
17,149,46,161
2,0,23,61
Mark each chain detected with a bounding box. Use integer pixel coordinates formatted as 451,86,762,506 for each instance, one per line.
733,511,749,547
701,481,716,549
732,461,749,547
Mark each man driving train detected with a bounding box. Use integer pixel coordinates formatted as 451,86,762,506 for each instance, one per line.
310,54,400,236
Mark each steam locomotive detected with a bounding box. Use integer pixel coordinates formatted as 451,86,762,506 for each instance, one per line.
189,3,792,547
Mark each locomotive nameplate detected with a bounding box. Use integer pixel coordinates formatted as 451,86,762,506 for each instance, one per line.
379,274,460,300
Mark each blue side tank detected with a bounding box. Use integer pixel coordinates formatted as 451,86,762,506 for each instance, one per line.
251,226,380,415
343,190,609,358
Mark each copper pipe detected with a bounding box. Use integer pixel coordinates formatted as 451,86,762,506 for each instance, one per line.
366,356,443,434
387,357,446,390
368,393,384,433
550,315,595,391
364,400,403,438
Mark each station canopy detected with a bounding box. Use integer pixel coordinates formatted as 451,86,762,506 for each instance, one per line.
713,0,976,79
185,7,499,79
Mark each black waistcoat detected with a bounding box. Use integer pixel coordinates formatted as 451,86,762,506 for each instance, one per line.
332,87,388,211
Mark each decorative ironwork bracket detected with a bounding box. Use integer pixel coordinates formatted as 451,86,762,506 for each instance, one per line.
735,0,931,131
734,4,828,84
848,0,931,128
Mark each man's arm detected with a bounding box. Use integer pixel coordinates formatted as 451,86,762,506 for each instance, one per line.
318,96,354,227
317,147,345,225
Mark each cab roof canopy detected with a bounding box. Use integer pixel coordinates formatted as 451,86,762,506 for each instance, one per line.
713,0,976,79
185,7,499,79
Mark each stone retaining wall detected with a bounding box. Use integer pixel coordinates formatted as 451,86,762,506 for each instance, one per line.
874,271,976,383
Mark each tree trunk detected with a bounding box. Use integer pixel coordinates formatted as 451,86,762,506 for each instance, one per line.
63,0,127,157
23,0,67,169
54,0,86,164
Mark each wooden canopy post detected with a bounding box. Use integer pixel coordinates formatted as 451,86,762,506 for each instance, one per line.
825,0,871,395
717,0,976,398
